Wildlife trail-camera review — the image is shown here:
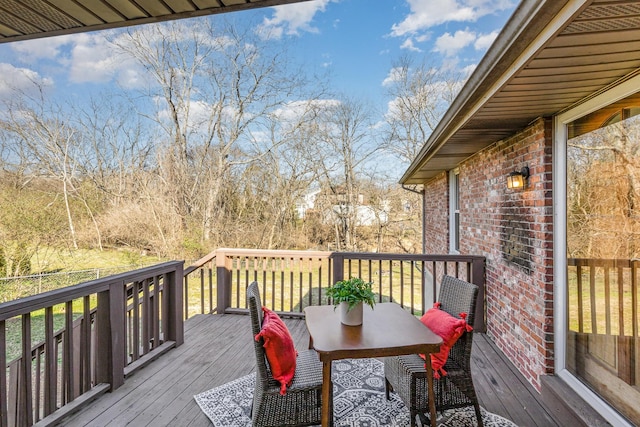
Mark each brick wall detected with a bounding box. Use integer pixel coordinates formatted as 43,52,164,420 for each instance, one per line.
423,172,449,254
422,117,554,391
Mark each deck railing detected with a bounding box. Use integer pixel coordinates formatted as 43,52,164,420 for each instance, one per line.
0,261,183,427
183,249,486,330
1,250,484,427
567,257,639,385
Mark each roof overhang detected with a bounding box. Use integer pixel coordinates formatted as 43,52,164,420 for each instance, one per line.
401,0,640,185
0,0,310,44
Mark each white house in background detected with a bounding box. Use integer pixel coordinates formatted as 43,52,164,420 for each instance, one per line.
295,189,321,219
354,205,388,226
297,190,389,226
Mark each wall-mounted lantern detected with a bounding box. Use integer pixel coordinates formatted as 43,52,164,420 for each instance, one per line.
507,166,529,189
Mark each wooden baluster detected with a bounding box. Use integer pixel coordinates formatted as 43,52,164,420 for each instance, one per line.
20,313,33,426
1,319,7,427
44,307,57,417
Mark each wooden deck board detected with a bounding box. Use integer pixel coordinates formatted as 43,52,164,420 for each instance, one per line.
471,335,558,426
62,314,576,427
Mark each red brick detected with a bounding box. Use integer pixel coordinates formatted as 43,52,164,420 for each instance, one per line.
422,118,553,392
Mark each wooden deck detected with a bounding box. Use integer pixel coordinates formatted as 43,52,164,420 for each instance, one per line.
62,313,581,426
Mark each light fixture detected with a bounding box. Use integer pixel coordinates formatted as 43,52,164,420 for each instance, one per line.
507,166,529,189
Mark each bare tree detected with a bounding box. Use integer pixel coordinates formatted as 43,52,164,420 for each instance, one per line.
383,55,462,164
568,114,640,258
71,94,155,250
305,96,382,251
0,90,83,249
114,19,321,248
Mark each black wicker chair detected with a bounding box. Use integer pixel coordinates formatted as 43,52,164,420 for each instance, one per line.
247,281,323,427
384,275,483,427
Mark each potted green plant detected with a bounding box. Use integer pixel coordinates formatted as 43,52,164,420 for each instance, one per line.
326,277,376,325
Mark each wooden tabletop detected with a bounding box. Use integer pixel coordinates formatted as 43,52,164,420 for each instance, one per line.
305,302,442,427
304,303,442,360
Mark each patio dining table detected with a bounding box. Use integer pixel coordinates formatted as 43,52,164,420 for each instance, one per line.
304,302,442,427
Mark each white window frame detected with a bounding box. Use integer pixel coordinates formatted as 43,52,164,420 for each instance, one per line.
449,169,460,254
553,74,640,427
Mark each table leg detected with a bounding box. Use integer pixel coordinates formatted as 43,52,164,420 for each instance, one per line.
321,360,333,427
426,360,436,427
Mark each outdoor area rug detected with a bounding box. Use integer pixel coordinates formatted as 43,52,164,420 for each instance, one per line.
194,358,518,426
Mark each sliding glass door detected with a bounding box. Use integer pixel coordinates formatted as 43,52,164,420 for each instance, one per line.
564,92,640,424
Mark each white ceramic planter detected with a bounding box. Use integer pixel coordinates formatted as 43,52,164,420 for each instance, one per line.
340,301,363,326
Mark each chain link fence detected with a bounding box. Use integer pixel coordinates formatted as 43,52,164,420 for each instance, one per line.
0,264,161,303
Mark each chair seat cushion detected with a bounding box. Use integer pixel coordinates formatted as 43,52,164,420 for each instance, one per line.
419,302,472,378
255,307,297,395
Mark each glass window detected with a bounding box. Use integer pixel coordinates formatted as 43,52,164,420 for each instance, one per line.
566,92,640,423
449,170,460,253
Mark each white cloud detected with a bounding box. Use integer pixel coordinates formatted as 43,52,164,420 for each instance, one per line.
461,63,477,77
115,67,145,89
391,0,475,36
474,29,500,50
0,63,53,96
400,38,421,52
391,0,514,50
67,33,120,83
256,0,338,39
433,28,500,57
157,99,215,132
382,67,405,87
440,57,460,72
434,29,476,57
10,34,75,62
64,32,145,88
5,30,142,88
273,99,340,122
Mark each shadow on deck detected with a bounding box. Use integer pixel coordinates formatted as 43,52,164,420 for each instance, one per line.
62,314,581,426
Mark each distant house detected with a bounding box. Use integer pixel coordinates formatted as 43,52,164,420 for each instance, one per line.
402,1,640,425
297,189,388,226
353,205,388,227
295,189,321,219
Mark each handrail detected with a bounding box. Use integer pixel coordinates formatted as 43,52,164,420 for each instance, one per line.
182,249,486,330
184,252,218,276
0,262,181,320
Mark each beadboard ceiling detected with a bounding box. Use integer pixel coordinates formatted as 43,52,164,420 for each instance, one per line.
0,0,309,43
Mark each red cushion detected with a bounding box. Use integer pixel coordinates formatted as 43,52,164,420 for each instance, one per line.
255,307,297,395
419,302,473,378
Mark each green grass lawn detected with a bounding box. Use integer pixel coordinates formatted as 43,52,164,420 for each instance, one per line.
4,303,86,363
30,247,166,273
568,269,637,336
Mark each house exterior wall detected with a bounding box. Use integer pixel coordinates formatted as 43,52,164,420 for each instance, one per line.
423,117,554,391
423,173,450,254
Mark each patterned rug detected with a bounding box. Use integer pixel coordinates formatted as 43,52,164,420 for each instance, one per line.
194,358,518,426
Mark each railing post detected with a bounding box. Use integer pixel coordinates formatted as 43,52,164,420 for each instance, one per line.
0,320,6,427
19,314,33,426
331,252,344,286
216,249,231,313
470,257,486,333
95,281,126,390
165,265,184,346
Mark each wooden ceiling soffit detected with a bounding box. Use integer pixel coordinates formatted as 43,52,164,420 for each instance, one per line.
0,0,310,43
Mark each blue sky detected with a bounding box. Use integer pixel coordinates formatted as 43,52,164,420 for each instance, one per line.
0,0,516,109
0,0,517,181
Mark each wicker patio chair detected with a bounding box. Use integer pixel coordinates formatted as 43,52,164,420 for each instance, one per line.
384,275,483,427
247,281,324,427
